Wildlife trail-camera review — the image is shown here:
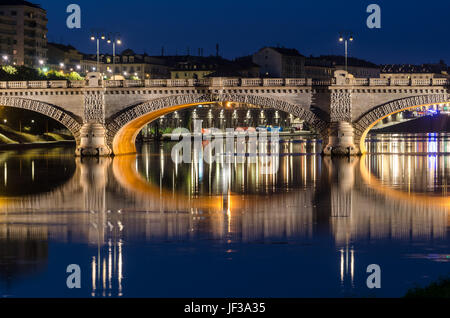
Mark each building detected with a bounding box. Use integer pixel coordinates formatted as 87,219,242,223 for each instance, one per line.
47,42,83,72
319,55,380,78
381,62,449,79
168,55,260,80
104,49,170,79
252,47,305,78
305,57,334,80
0,0,47,67
167,56,228,80
78,49,170,79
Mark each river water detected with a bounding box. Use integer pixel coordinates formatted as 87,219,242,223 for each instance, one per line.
0,133,448,298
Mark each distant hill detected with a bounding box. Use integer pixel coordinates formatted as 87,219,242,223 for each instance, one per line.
371,114,450,134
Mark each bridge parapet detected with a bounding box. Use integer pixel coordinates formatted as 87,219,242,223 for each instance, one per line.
336,77,449,87
0,77,334,89
0,76,448,90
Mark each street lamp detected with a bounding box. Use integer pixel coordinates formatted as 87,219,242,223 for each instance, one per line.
2,55,8,65
107,33,121,80
338,33,354,73
59,62,65,69
90,31,106,73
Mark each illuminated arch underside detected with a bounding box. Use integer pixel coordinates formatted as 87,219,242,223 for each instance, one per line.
353,94,450,154
106,94,328,155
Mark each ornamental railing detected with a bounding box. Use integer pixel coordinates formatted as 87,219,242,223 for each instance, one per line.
0,77,448,89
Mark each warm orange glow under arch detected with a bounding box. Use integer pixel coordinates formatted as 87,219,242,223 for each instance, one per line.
112,102,217,155
359,102,449,154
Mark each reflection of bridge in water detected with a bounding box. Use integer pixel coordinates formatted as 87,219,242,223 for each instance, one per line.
0,153,447,245
0,151,448,296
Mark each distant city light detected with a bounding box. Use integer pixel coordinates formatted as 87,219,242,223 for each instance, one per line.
39,60,44,65
76,65,81,70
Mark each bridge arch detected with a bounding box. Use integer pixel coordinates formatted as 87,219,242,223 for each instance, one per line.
0,96,83,142
353,94,450,154
106,94,328,155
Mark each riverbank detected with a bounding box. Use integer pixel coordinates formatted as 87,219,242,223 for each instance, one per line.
0,140,75,150
405,277,450,298
0,124,75,150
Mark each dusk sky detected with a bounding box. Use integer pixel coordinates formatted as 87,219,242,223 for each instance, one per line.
39,0,450,65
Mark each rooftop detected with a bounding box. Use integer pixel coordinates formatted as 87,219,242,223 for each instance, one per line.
317,55,379,68
261,47,305,57
0,0,43,9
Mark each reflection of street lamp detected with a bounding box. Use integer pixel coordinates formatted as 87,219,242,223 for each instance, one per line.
339,33,354,73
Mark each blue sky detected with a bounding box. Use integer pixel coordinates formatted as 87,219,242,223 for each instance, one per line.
39,0,450,64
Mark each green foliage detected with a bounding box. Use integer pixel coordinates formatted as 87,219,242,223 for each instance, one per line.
44,70,66,80
0,66,84,81
0,65,45,81
66,71,83,81
162,127,174,134
2,66,17,75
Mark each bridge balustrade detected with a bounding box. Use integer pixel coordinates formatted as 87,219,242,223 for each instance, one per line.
69,80,85,88
7,81,28,89
241,78,263,86
285,78,307,86
48,80,68,88
369,78,390,86
0,77,448,90
123,80,144,88
391,78,411,86
28,81,48,88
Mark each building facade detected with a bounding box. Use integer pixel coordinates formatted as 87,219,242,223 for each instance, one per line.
47,42,83,71
0,0,47,67
252,47,305,78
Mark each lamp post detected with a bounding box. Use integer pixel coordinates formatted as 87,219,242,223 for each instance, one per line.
90,31,106,73
107,34,122,80
338,34,354,73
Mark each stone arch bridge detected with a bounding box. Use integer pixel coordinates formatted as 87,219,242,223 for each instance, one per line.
0,72,448,156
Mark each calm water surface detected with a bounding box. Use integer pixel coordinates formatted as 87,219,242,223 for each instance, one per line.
0,134,448,298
